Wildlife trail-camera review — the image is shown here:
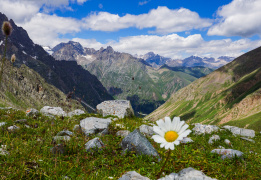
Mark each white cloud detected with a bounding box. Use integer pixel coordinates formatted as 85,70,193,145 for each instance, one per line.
21,13,81,47
208,0,261,37
139,0,151,6
83,6,212,33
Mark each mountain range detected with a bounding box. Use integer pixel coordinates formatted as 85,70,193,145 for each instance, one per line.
52,41,213,114
146,46,261,131
138,52,234,69
0,13,113,111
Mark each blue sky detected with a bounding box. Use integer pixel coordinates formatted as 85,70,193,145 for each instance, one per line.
1,0,261,59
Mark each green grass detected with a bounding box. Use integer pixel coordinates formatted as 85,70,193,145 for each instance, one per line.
0,108,260,179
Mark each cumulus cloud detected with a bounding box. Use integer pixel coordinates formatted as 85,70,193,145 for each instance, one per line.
83,6,212,33
21,13,81,47
208,0,261,37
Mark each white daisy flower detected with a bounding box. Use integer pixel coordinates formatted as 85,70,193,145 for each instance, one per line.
152,117,192,150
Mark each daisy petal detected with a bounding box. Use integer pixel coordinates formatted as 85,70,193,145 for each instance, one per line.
178,124,189,135
152,135,166,143
165,143,171,150
176,120,185,132
165,117,172,131
174,140,180,145
153,126,165,137
156,119,167,131
172,117,180,131
160,142,168,148
169,143,175,150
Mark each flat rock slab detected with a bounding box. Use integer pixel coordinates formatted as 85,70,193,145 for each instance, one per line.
159,167,217,180
85,137,104,152
118,171,150,180
80,117,111,136
121,129,160,160
222,125,255,138
180,137,194,144
68,109,85,117
211,149,244,160
97,100,134,118
57,130,74,136
40,106,67,117
192,123,219,135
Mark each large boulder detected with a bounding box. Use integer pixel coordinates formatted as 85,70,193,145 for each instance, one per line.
40,106,67,117
121,129,160,160
159,167,217,180
97,100,134,118
222,125,255,138
80,117,111,136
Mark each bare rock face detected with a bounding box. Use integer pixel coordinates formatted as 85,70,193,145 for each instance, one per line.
97,100,134,118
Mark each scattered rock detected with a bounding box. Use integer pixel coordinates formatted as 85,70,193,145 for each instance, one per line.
118,171,149,180
192,123,219,135
139,125,154,136
85,137,104,152
0,107,12,110
224,139,232,146
57,130,74,136
26,108,39,117
116,124,125,128
40,106,67,117
97,100,134,118
211,149,244,160
121,129,160,160
159,167,217,180
0,145,9,156
7,125,20,132
218,146,225,149
208,135,220,144
116,130,130,138
240,137,255,143
0,122,6,126
52,136,71,144
68,109,85,117
222,125,255,138
80,117,111,136
181,137,194,144
50,144,66,155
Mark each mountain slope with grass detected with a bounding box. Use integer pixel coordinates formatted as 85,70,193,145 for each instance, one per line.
0,12,113,110
52,42,212,114
146,46,261,131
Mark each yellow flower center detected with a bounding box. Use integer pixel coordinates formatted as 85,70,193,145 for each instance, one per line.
164,131,179,142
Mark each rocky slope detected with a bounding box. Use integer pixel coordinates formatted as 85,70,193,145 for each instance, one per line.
146,46,261,131
52,43,213,114
0,12,113,110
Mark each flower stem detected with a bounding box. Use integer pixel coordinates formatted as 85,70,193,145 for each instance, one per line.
156,149,171,179
0,35,8,86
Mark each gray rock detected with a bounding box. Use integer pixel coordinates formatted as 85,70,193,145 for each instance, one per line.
0,145,9,156
159,167,217,180
180,137,194,144
118,171,150,180
116,130,130,138
208,135,220,144
97,100,134,118
57,130,74,136
26,108,39,117
52,136,71,144
222,125,255,138
50,144,66,155
40,106,67,117
0,107,12,110
68,109,85,117
15,119,27,124
192,124,219,135
7,125,20,132
80,117,111,136
85,137,104,152
62,176,71,180
240,137,255,143
0,122,6,126
121,129,160,160
139,125,154,136
211,149,244,160
73,125,81,133
224,139,232,146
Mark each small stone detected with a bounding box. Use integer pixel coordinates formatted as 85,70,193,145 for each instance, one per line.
208,135,220,144
116,130,130,137
85,137,104,152
0,122,6,126
223,125,255,138
26,108,40,117
118,171,150,180
57,130,74,136
211,149,244,160
67,109,85,117
7,125,20,132
181,137,194,144
80,117,111,136
240,137,255,143
40,106,67,117
192,123,219,135
224,139,232,146
139,125,154,136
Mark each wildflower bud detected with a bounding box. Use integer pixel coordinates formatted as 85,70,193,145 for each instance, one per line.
2,21,12,36
11,54,16,63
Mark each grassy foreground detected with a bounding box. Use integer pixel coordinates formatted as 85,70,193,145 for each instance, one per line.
0,108,260,179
